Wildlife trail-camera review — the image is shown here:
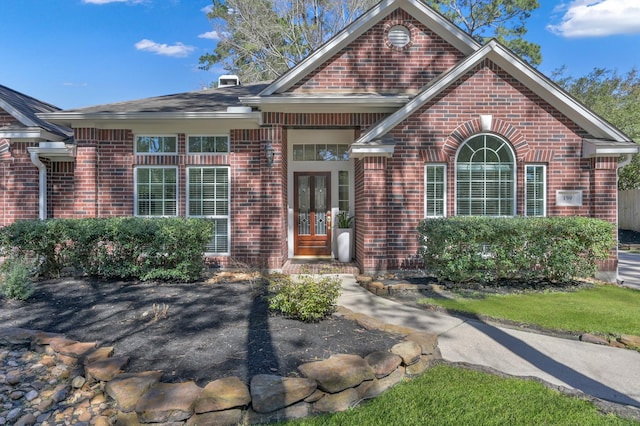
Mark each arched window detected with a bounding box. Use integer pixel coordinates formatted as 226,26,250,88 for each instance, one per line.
456,134,515,216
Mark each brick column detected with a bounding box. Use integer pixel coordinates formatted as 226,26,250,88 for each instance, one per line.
355,156,388,273
591,157,619,282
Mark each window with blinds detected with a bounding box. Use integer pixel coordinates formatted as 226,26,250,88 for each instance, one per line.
425,164,446,217
525,164,546,217
135,167,178,216
456,134,515,216
187,167,230,254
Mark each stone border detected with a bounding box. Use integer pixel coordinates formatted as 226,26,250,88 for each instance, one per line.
0,312,439,425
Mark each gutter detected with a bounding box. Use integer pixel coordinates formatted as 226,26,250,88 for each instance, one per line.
29,150,47,220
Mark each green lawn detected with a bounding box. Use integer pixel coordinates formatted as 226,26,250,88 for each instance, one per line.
418,284,640,336
279,364,636,425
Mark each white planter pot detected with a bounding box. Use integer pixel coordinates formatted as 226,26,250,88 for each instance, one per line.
337,228,353,262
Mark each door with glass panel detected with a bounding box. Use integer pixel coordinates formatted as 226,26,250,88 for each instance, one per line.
294,172,331,255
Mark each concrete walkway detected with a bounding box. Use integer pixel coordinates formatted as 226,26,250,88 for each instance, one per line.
619,251,640,290
337,275,640,408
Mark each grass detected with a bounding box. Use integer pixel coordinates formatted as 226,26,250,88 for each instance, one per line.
278,364,636,425
418,284,640,336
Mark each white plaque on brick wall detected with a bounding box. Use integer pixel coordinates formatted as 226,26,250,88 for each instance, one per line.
556,190,583,207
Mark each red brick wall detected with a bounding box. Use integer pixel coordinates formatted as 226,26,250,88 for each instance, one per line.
0,142,40,226
349,59,618,271
291,9,465,93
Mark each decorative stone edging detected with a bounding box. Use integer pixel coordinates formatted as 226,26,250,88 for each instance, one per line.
0,311,439,425
355,275,640,351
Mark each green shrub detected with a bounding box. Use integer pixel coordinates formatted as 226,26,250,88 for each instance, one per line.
267,274,342,322
1,217,214,282
418,217,615,284
0,255,35,300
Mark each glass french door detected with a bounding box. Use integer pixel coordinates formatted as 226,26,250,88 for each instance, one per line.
294,172,331,255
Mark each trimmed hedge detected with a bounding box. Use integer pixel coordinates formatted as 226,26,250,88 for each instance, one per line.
417,217,615,284
0,217,213,282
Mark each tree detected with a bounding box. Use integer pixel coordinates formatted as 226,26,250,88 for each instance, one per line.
554,67,640,190
199,0,542,83
428,0,541,65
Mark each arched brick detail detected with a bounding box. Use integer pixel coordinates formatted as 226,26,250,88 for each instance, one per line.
0,139,13,162
443,118,530,160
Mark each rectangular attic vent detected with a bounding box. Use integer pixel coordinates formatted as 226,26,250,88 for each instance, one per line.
218,75,241,88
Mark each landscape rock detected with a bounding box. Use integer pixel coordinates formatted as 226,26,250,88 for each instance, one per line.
406,332,438,355
246,401,311,424
363,366,405,399
135,381,202,423
106,371,163,412
391,341,422,365
619,334,640,348
250,374,317,414
365,351,402,378
580,333,609,346
194,376,251,413
186,409,244,426
298,354,375,393
313,388,360,412
85,356,129,381
406,355,433,376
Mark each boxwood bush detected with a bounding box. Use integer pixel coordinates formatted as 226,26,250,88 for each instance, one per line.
417,217,615,284
0,217,213,282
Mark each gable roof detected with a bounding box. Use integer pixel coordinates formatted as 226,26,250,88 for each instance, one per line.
352,39,636,156
258,0,480,97
0,84,73,140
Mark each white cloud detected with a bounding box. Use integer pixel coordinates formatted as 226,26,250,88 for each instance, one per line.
134,39,195,57
198,30,221,40
201,5,213,14
548,0,640,37
63,82,89,87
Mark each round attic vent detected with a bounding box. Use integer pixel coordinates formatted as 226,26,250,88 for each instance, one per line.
388,25,410,48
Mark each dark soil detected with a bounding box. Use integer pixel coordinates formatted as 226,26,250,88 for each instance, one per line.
0,275,403,386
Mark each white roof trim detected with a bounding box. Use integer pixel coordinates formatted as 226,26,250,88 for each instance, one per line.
260,0,479,96
0,127,64,142
240,94,410,106
355,40,634,146
0,98,39,128
39,111,262,126
349,144,395,158
583,138,639,158
28,142,76,162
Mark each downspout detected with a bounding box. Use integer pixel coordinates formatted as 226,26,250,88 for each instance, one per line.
30,150,47,220
616,154,633,285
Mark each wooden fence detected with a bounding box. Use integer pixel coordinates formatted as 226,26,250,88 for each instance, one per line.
619,190,640,232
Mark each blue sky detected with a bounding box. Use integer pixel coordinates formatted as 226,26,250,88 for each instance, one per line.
2,0,639,110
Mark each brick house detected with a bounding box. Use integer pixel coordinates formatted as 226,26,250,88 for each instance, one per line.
3,0,638,280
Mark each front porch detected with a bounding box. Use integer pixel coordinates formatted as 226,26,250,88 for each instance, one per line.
282,258,359,275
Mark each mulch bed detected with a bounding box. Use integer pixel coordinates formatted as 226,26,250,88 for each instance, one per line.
0,274,403,386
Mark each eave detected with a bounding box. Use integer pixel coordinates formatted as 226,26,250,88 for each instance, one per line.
583,138,639,158
28,141,77,162
0,127,66,142
240,94,410,113
38,111,263,128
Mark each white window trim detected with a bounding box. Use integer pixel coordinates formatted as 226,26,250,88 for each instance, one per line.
525,164,547,217
186,134,230,155
424,163,447,218
454,133,517,217
134,165,179,217
134,134,178,155
186,166,231,256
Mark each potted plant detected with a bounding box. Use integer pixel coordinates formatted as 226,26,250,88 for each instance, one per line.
336,211,354,262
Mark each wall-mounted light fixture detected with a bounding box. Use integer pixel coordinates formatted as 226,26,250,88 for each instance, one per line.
265,143,275,167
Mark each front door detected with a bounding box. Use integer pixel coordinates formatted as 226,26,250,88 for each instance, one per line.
294,172,331,256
